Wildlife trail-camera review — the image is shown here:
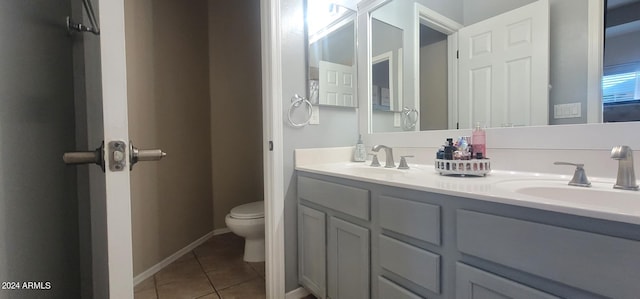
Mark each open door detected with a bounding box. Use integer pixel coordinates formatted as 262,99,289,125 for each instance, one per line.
458,0,550,129
62,1,166,298
1,0,160,298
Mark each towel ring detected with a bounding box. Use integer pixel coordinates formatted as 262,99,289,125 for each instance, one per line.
401,107,419,131
288,94,313,127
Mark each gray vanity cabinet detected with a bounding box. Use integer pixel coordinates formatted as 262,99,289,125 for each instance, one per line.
328,216,370,299
298,205,327,299
297,172,640,299
298,176,371,299
455,263,560,299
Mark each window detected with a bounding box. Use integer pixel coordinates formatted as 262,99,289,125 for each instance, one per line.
602,65,640,104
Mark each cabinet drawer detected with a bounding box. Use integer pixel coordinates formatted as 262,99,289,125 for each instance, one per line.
298,176,370,220
379,235,440,294
379,195,440,245
457,209,640,299
378,276,423,299
456,263,559,299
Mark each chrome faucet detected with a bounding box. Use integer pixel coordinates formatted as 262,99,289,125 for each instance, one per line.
372,145,395,168
553,162,591,187
611,145,639,191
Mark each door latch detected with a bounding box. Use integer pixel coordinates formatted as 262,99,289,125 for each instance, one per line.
108,141,127,171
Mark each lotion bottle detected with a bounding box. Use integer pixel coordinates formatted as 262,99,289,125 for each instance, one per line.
472,123,486,158
353,135,367,162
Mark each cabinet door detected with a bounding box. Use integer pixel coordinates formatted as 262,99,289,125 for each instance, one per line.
328,216,370,299
299,205,327,299
456,263,559,299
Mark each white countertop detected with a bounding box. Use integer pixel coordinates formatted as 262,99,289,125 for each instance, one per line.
296,161,640,225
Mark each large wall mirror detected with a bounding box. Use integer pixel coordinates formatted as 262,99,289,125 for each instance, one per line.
306,0,358,108
370,4,405,132
361,0,640,133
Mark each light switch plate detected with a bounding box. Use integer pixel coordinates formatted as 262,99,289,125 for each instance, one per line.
309,105,320,125
394,112,401,127
554,103,581,119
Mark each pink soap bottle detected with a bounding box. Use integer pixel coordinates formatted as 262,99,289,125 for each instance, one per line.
472,122,486,158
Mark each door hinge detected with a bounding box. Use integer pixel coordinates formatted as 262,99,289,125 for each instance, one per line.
457,122,460,129
269,141,273,151
456,50,459,59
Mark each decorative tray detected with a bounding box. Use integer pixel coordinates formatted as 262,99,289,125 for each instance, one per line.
434,158,491,176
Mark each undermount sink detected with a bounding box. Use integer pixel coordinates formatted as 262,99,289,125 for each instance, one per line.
495,179,640,207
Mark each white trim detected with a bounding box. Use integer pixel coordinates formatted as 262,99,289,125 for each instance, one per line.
587,0,604,123
358,0,392,135
285,287,311,299
414,3,463,35
364,121,640,150
413,3,463,132
212,227,231,235
132,230,221,286
98,0,134,298
447,33,459,129
261,0,286,298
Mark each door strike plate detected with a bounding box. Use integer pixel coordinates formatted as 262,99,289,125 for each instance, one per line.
108,141,127,172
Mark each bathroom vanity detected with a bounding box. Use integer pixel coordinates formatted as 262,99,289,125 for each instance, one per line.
296,162,640,299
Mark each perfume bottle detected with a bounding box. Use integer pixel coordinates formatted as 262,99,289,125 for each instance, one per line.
472,123,486,158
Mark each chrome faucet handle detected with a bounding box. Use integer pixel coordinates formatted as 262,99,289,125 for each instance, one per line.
369,154,381,167
611,145,639,191
553,162,591,187
372,144,395,168
398,155,414,169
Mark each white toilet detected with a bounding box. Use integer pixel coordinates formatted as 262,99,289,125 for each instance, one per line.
225,201,265,262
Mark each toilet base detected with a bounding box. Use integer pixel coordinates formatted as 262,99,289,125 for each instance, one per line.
243,237,265,262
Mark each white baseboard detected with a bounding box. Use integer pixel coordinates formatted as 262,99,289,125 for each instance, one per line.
133,227,230,286
285,287,310,299
212,227,231,235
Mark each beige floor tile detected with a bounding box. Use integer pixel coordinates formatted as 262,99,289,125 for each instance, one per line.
197,252,245,273
194,233,244,259
206,261,260,290
134,288,158,299
155,258,207,286
196,293,221,299
217,278,265,299
156,276,214,299
135,276,156,292
248,262,265,278
174,251,197,264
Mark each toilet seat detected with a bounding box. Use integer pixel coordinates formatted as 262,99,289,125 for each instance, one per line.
229,201,264,219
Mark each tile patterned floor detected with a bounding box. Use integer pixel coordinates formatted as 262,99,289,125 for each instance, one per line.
134,233,265,299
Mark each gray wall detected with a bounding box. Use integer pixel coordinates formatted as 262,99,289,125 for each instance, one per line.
125,0,214,276
463,0,534,25
281,0,359,291
420,40,449,130
0,1,81,297
309,22,355,69
547,0,589,125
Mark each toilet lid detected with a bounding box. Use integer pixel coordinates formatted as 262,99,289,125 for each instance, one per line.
230,201,264,219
